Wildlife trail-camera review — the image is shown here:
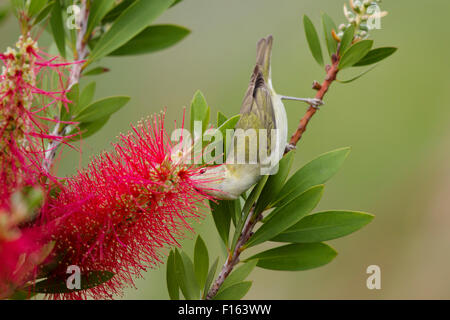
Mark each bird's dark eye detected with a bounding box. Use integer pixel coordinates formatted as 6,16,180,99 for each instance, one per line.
200,168,207,174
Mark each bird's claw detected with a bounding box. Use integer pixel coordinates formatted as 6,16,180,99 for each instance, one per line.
285,143,296,152
307,98,324,109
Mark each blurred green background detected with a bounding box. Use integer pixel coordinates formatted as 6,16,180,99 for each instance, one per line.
2,0,450,299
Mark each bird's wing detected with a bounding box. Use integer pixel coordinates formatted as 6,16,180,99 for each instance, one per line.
228,35,277,163
234,68,276,161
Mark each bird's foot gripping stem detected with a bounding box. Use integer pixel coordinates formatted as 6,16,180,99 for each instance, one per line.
285,143,296,152
281,96,324,109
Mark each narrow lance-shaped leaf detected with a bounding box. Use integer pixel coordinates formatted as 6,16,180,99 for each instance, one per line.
354,47,398,67
339,40,373,69
194,236,209,289
28,0,48,17
32,1,54,26
190,90,209,134
217,111,228,127
246,243,337,271
89,0,173,62
231,176,269,251
303,15,324,66
272,211,374,243
338,64,377,84
246,185,324,248
339,24,355,54
202,257,219,299
174,250,200,300
322,13,338,58
83,67,110,77
79,82,97,112
75,96,130,122
69,116,110,141
110,24,190,56
213,281,252,300
255,151,295,213
166,250,179,300
210,200,231,246
49,0,66,57
180,252,200,300
218,260,257,293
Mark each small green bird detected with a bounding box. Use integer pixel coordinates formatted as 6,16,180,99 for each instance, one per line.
198,35,322,200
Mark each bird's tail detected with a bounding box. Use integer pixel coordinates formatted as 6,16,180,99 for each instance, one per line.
255,35,273,82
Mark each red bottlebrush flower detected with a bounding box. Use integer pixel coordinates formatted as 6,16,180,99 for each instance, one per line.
41,113,214,299
0,36,80,210
0,227,41,298
0,36,81,297
0,189,53,298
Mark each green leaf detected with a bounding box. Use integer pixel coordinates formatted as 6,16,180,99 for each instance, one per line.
194,236,209,289
28,0,48,17
202,257,219,299
83,66,110,77
303,15,324,66
231,176,269,251
69,116,110,141
49,0,65,57
86,0,116,38
255,151,295,213
32,0,54,26
219,260,257,293
246,185,324,248
339,40,373,69
354,47,398,67
75,96,130,122
166,250,179,300
190,90,209,134
337,64,377,84
322,13,338,58
273,147,350,208
247,243,337,271
210,200,231,246
179,251,200,300
79,82,97,112
272,211,374,243
217,111,228,127
230,199,241,227
110,24,190,56
213,281,252,300
89,0,173,62
339,24,355,54
29,271,114,293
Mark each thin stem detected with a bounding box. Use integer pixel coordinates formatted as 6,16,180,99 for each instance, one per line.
206,52,341,300
42,0,90,173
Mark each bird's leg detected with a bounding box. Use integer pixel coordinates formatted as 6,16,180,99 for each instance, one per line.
280,95,324,109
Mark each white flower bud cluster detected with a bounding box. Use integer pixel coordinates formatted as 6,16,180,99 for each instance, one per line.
337,0,387,42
